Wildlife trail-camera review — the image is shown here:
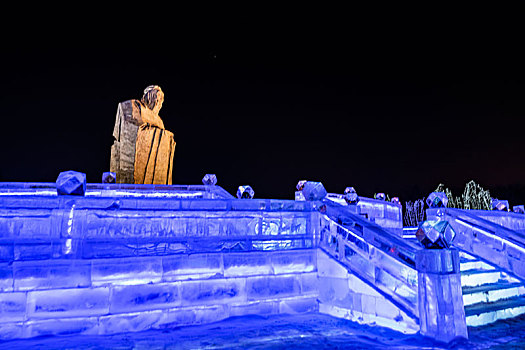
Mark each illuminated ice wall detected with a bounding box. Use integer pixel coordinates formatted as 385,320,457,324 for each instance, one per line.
0,183,318,340
1,182,525,343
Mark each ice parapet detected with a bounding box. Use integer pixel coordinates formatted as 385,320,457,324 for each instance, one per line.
426,192,448,208
202,174,217,186
416,220,456,249
237,185,254,199
302,182,327,201
56,171,86,196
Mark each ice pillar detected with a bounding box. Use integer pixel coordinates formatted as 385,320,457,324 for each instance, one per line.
416,248,468,342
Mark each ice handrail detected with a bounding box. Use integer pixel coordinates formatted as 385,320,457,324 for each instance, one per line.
441,208,525,251
323,199,420,267
319,199,420,318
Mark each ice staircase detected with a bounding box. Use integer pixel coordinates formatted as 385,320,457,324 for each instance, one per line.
403,223,525,327
459,251,525,326
318,200,421,333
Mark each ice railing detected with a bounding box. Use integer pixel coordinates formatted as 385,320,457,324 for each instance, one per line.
463,209,525,234
429,208,525,281
319,199,420,318
326,193,403,234
0,182,234,199
0,194,317,261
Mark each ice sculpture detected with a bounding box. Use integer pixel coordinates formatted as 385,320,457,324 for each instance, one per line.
56,170,86,196
110,85,176,185
302,182,327,201
202,174,218,186
492,198,509,211
416,219,456,249
102,172,116,184
296,180,307,191
513,205,525,214
295,180,307,201
343,187,359,205
236,185,255,199
426,192,448,208
374,193,386,201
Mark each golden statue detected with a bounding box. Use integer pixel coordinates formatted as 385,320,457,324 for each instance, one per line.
110,85,176,184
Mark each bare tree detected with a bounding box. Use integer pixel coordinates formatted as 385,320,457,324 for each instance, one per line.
434,180,491,210
404,198,425,227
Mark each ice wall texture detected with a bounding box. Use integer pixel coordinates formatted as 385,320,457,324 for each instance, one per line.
0,250,318,340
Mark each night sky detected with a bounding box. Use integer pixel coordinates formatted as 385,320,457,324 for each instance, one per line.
1,32,524,204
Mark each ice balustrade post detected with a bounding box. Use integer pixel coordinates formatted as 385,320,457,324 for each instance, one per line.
416,248,467,342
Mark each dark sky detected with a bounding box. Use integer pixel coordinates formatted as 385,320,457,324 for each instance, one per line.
1,31,524,203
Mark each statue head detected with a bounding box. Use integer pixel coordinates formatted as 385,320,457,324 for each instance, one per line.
141,85,164,114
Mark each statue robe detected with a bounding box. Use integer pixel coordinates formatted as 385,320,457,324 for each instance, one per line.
110,100,176,184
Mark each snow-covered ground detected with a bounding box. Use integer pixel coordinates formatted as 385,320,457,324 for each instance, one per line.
1,312,524,349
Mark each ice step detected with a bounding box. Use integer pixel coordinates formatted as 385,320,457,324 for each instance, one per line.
459,251,478,261
460,269,519,288
462,282,525,306
460,259,495,272
465,295,525,327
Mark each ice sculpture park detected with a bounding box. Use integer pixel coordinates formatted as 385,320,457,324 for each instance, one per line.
1,86,525,346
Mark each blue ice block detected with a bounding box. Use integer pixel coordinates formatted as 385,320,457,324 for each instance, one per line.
162,253,223,281
246,275,300,300
223,252,272,277
99,310,164,335
110,282,181,313
426,192,448,208
193,304,229,325
0,292,27,322
25,316,99,338
0,264,13,292
302,182,327,201
180,278,245,306
27,287,110,318
270,250,316,274
56,171,86,196
230,300,279,317
237,185,255,199
202,174,218,186
91,256,162,286
157,308,196,328
492,198,509,211
279,296,318,314
299,272,318,295
102,172,116,184
13,259,91,291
